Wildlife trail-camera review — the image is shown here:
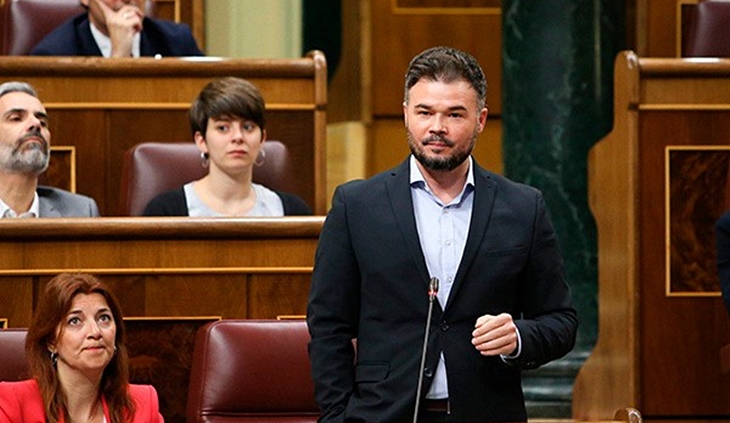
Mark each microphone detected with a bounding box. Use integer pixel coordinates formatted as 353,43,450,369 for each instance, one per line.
413,277,439,423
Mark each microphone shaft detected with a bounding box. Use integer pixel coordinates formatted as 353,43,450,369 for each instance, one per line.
413,288,437,423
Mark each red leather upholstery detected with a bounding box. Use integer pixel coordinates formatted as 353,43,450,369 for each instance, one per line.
0,0,156,55
118,141,291,216
0,0,83,55
186,320,319,423
0,329,29,382
683,0,730,57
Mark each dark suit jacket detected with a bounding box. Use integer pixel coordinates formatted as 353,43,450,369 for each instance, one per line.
716,211,730,315
37,186,100,217
307,158,578,423
0,379,164,423
29,14,203,57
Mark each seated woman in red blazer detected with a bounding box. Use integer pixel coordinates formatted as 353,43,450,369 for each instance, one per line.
0,273,164,423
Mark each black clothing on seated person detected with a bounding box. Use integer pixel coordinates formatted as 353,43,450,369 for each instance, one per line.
142,187,312,216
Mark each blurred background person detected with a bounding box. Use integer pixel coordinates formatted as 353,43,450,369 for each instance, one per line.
0,81,99,218
0,273,164,423
716,210,730,316
30,0,203,58
143,77,312,216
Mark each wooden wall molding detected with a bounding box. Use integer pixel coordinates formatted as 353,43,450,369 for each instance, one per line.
572,50,730,420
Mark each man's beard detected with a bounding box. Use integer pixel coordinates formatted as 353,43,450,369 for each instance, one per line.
0,130,50,174
407,129,477,172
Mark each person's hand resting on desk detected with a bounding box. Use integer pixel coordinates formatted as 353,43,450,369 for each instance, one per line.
90,0,144,57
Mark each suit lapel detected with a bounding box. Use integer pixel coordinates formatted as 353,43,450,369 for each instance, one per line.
77,18,104,56
443,163,497,312
386,160,433,291
38,192,61,218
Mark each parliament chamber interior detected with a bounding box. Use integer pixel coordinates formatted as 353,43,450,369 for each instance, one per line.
1,1,730,422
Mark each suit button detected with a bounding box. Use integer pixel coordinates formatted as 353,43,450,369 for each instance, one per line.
423,367,433,377
440,321,449,331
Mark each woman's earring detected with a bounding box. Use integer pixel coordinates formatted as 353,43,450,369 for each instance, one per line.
50,351,58,366
254,148,266,167
200,152,209,168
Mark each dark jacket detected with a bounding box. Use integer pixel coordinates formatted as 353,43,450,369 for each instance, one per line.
30,14,203,56
37,186,100,217
307,158,578,422
716,211,730,315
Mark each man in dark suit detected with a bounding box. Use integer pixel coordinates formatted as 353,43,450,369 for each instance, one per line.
29,0,202,57
0,81,99,217
307,46,578,423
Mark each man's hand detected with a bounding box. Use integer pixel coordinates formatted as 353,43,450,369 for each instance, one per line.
94,0,143,57
471,313,518,356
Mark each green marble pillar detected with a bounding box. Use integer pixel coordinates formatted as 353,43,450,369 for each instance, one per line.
503,3,625,416
503,0,624,352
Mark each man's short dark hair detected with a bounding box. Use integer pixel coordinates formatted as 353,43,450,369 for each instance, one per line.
404,46,487,110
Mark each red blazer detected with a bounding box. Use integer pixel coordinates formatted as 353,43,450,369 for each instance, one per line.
0,379,164,423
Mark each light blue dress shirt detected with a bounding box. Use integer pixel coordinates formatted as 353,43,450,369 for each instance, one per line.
410,155,475,399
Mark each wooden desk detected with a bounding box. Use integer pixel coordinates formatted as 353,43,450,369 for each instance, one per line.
0,217,323,328
573,51,730,421
0,53,327,215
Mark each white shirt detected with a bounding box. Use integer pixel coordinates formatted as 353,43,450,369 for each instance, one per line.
89,21,141,58
184,182,284,217
410,155,475,399
0,192,40,218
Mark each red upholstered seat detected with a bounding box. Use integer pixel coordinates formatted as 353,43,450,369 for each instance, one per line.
118,141,291,216
0,329,29,382
683,0,730,57
186,320,319,423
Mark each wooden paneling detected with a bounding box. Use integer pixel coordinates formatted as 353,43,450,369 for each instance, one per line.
0,54,328,215
639,112,730,415
363,0,503,176
39,146,75,192
370,0,502,117
153,0,205,51
572,51,730,421
638,0,701,57
125,316,219,423
0,217,323,328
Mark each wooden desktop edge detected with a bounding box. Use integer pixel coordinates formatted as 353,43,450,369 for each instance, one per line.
0,216,325,239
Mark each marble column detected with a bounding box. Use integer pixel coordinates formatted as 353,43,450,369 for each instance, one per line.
502,1,625,416
503,0,624,352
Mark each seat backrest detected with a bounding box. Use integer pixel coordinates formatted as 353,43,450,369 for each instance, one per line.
118,141,291,216
0,0,83,55
0,0,156,55
683,0,730,57
186,320,319,423
0,329,29,382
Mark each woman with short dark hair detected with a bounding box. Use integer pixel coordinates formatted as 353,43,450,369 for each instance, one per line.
142,77,312,217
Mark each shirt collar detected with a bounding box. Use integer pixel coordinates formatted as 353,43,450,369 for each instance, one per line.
0,191,40,218
409,155,475,189
89,21,141,58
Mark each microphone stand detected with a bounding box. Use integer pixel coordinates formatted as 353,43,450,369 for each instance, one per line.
413,277,439,423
